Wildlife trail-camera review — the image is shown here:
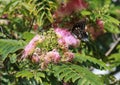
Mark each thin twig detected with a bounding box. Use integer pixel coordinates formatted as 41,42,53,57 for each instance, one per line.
105,37,120,56
0,26,4,35
28,16,35,32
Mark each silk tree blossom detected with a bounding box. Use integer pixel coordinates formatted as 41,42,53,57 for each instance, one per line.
63,51,75,62
33,24,39,31
86,21,104,40
54,0,88,18
54,28,71,38
41,62,48,70
41,49,60,70
58,38,69,50
44,49,61,64
64,35,80,47
96,19,104,30
21,35,45,59
54,28,80,48
31,47,42,63
31,53,40,63
1,14,8,18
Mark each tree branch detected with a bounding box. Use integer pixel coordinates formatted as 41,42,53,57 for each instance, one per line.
105,37,120,56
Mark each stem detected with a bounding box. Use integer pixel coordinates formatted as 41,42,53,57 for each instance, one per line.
105,37,120,56
28,16,35,32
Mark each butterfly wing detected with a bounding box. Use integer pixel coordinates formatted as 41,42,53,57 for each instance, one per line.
72,21,89,42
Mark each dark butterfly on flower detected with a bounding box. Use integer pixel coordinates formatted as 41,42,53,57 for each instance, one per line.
72,20,89,42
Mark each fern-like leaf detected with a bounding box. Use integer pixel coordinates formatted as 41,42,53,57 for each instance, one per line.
0,39,25,61
74,53,109,70
108,53,120,67
16,70,45,83
16,70,34,79
53,64,104,85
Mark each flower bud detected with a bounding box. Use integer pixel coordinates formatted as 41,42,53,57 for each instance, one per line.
31,54,40,63
96,19,104,30
63,51,74,62
44,49,61,64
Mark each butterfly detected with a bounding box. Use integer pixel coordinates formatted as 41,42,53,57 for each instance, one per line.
72,20,89,42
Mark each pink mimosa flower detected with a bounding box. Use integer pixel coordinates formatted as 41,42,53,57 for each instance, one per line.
64,51,75,62
54,28,71,38
31,54,40,63
33,24,39,31
44,49,61,64
52,49,61,63
96,19,104,30
64,34,80,47
54,28,80,48
58,38,69,49
54,0,88,18
21,35,44,59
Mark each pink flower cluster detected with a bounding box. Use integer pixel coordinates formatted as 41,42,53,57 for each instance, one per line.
54,27,80,49
54,0,88,18
31,47,41,63
21,28,77,70
40,49,75,70
31,49,61,70
63,51,74,62
96,19,104,30
21,35,45,59
86,19,104,40
44,49,61,64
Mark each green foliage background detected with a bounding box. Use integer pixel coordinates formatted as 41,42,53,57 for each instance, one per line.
0,0,120,85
